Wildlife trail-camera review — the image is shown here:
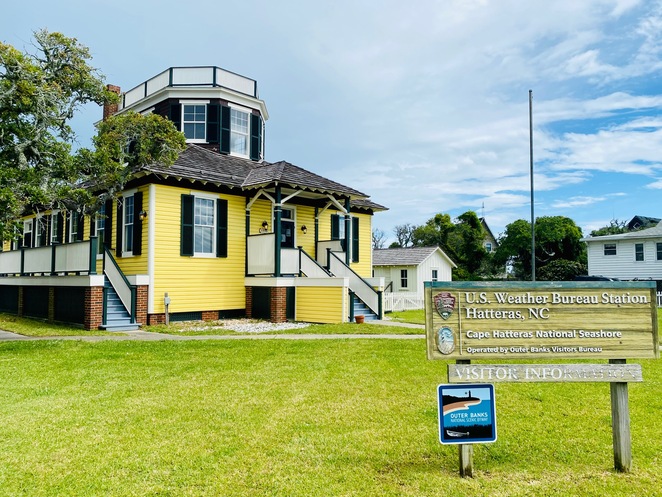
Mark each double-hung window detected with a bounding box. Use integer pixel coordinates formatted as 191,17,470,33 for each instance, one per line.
432,269,439,282
181,194,228,258
182,104,207,142
400,269,408,289
95,204,106,255
604,243,617,256
22,220,33,248
35,216,47,247
230,107,249,156
69,211,81,243
635,243,644,262
50,211,61,245
657,242,662,261
194,197,215,255
123,196,134,254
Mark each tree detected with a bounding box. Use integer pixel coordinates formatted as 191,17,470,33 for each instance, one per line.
590,219,628,237
392,223,415,247
372,228,387,249
410,211,489,280
0,30,186,239
494,216,586,280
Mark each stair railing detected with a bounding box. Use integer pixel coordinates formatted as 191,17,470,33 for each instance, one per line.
102,246,137,323
327,250,382,318
299,247,332,277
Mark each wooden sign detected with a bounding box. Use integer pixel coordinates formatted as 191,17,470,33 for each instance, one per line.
425,281,659,360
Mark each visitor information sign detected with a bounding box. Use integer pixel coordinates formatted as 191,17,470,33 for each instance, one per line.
425,281,659,360
438,383,496,444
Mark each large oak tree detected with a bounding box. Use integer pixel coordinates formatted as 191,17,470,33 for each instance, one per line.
0,30,186,240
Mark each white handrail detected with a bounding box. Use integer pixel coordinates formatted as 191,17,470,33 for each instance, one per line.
328,251,379,315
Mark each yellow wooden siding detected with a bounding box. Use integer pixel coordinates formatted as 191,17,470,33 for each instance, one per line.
150,184,246,314
351,212,373,278
296,206,316,255
249,199,272,234
112,186,149,276
296,286,345,323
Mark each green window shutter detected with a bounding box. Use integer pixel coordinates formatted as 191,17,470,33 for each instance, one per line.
207,104,220,144
250,114,262,161
133,192,143,255
64,213,70,244
116,202,123,257
103,200,112,248
56,212,65,244
352,217,359,263
216,198,228,258
169,103,181,131
220,105,231,154
331,214,340,240
77,213,84,242
181,194,194,256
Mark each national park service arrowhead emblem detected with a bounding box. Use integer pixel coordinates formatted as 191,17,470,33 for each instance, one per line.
434,292,456,320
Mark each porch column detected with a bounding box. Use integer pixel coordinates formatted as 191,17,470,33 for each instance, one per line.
245,199,250,276
314,206,319,260
344,197,351,265
274,186,282,277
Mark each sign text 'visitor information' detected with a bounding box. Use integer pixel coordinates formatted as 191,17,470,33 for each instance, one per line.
425,281,659,360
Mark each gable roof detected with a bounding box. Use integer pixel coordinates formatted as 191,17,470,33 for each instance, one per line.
581,220,662,242
137,145,387,210
627,215,661,230
373,246,456,267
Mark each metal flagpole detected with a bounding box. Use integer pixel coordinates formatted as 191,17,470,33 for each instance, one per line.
529,90,535,282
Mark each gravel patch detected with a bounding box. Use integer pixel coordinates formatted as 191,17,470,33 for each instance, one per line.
188,319,311,334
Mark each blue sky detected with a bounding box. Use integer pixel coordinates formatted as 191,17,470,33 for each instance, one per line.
3,0,661,242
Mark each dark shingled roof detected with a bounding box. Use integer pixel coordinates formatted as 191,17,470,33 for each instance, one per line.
140,146,383,206
373,246,454,266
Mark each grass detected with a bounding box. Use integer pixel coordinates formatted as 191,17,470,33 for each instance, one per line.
0,339,660,496
0,313,117,337
385,309,426,325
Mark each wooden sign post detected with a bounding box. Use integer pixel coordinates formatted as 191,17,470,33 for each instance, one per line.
425,281,659,477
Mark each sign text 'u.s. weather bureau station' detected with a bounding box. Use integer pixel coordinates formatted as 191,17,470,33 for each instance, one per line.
425,281,659,360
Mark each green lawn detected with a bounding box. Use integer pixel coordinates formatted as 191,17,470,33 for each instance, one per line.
0,339,660,496
0,313,117,337
385,309,426,325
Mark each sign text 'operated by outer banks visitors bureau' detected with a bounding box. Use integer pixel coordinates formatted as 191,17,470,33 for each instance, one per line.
425,281,659,360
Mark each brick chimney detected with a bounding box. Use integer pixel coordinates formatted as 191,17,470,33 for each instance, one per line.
102,84,122,121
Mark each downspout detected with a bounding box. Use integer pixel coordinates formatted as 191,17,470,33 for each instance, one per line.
274,186,282,277
344,197,351,265
314,206,319,260
245,197,250,276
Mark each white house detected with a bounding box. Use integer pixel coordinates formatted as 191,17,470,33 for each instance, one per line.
580,221,662,287
373,246,455,294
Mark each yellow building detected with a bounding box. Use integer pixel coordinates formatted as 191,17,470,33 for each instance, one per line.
0,67,387,329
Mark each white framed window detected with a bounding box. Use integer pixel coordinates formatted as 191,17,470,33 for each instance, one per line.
123,195,134,255
182,104,206,142
635,243,644,262
35,216,47,247
95,204,106,255
400,269,408,289
485,242,492,253
230,107,249,156
194,196,216,256
69,211,81,243
657,242,662,261
23,219,33,247
604,243,617,256
431,269,438,282
50,211,60,245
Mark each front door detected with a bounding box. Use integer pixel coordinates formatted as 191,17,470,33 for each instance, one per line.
281,208,295,248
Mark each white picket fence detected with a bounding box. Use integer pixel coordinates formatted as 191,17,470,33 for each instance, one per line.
658,291,662,307
383,292,424,312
